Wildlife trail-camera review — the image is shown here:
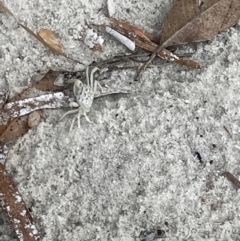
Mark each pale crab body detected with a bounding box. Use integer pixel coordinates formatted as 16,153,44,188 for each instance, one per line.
70,79,94,112
60,67,101,131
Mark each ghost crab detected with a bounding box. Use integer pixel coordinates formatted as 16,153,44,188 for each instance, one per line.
60,66,102,131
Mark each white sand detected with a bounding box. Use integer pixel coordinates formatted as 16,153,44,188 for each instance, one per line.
1,0,240,240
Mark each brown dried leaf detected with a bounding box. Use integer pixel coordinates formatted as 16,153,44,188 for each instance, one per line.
0,143,40,241
0,70,68,137
160,0,240,48
107,15,159,43
137,0,240,78
0,117,29,143
0,1,63,55
0,124,7,137
38,28,65,55
32,70,63,92
19,23,83,63
18,23,65,56
9,70,63,104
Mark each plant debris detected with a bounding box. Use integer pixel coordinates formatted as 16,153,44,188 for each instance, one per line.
159,0,240,48
106,16,202,70
136,0,240,78
0,1,84,64
223,125,232,138
0,117,29,143
38,28,65,55
0,143,40,240
0,69,70,142
222,172,240,189
1,92,69,125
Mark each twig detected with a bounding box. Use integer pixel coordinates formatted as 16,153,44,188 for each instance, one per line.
223,125,232,138
222,172,240,189
135,45,163,80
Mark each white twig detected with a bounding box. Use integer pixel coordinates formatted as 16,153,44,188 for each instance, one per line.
1,92,69,124
105,26,135,51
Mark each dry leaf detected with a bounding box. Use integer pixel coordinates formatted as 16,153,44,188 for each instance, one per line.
134,38,202,69
32,70,64,92
19,23,82,63
137,0,240,79
19,23,67,57
159,0,240,48
38,28,64,55
0,70,69,141
0,143,40,241
107,15,159,43
0,117,29,143
107,16,202,69
9,70,63,104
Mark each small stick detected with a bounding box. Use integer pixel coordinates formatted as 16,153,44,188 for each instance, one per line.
222,172,240,189
223,125,232,138
135,44,163,80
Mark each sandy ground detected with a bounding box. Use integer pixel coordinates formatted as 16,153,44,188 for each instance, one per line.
1,0,240,240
